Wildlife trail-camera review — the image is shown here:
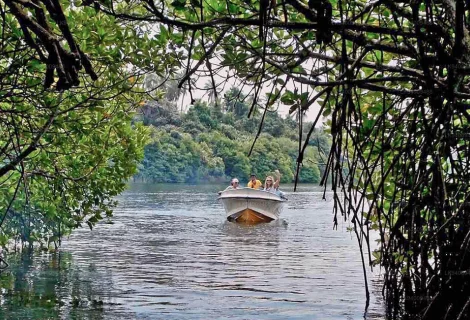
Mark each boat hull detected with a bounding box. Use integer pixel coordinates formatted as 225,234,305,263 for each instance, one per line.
218,188,285,224
230,208,273,224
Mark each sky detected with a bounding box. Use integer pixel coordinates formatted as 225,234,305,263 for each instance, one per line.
176,68,326,126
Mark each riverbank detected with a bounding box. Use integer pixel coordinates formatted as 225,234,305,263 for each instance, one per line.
134,97,330,184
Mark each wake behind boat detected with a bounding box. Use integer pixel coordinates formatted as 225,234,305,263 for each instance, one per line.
218,187,286,224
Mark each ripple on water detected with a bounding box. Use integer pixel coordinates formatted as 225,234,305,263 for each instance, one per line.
1,183,385,320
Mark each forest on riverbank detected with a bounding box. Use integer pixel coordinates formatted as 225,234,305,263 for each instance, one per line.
2,0,470,318
134,87,331,184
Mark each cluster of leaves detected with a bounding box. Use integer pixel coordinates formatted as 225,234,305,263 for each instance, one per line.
5,0,470,317
83,0,470,318
135,88,329,184
0,1,155,249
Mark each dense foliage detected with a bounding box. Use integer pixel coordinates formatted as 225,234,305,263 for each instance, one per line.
135,88,330,184
89,1,470,318
0,1,151,249
4,0,470,318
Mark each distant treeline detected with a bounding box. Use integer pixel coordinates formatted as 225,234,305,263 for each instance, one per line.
134,88,331,184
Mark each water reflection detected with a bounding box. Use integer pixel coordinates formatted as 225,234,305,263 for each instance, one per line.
0,183,385,319
0,250,122,320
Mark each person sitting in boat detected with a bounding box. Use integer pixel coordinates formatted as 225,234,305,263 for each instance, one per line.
218,178,240,194
264,170,286,198
264,175,280,193
247,173,262,189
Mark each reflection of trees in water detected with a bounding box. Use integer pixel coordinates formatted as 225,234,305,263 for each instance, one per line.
0,250,115,320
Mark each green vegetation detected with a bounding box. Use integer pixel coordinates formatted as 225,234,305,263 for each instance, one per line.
0,1,151,249
135,88,330,184
4,0,470,318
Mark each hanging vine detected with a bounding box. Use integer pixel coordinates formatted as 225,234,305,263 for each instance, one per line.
3,0,470,318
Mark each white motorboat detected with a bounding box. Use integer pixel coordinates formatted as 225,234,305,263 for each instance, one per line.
218,188,286,224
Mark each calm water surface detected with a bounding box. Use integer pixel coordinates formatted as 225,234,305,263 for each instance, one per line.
0,183,385,319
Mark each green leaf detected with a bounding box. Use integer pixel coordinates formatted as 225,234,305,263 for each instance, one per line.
171,0,187,10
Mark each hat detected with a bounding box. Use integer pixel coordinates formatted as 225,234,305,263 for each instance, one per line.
232,178,239,183
250,173,256,177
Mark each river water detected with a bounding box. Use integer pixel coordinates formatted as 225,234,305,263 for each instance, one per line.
0,183,385,319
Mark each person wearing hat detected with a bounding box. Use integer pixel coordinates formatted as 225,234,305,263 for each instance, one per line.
218,178,240,194
247,173,262,189
227,178,240,190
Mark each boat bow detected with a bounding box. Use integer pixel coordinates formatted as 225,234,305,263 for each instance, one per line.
218,188,286,224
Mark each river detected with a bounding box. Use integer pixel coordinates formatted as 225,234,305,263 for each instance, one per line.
0,183,385,319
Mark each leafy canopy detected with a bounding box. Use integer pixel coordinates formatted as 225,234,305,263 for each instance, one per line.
0,0,155,247
4,0,470,318
84,0,470,318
